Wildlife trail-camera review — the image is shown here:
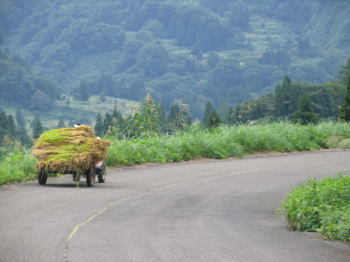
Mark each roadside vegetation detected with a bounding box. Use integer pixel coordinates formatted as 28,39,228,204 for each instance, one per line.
106,122,350,166
280,174,350,241
2,122,350,185
0,145,37,186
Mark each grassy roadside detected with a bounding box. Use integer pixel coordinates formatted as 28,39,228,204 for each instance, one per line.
1,122,350,186
279,174,350,241
0,146,37,186
106,122,350,166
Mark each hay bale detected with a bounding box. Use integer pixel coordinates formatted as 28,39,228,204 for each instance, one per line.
338,138,350,149
33,126,109,173
324,136,345,148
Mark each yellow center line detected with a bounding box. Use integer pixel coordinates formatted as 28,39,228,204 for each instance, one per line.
66,198,128,242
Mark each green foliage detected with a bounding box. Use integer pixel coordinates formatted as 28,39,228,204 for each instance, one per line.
94,112,103,137
2,1,349,120
0,109,31,146
232,71,348,123
106,122,350,167
337,138,350,149
168,102,191,131
293,94,319,125
0,145,37,185
324,136,344,148
15,109,25,127
32,115,43,139
340,77,350,121
0,50,60,110
280,174,350,241
203,102,221,128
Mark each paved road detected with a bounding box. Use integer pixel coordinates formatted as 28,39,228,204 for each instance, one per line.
1,151,350,262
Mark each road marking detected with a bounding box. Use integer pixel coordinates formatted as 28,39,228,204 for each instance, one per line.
66,198,128,242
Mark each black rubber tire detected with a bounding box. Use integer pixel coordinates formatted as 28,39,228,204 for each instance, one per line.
86,165,95,187
98,165,106,183
38,169,47,185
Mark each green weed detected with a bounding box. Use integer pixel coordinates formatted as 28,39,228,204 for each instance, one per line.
106,122,350,167
0,146,37,185
280,174,350,241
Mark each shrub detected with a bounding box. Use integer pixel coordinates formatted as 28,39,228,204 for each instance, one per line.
280,174,350,241
324,136,345,148
338,138,350,149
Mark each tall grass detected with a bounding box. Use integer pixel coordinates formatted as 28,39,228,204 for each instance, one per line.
0,146,37,185
1,122,350,185
106,122,350,167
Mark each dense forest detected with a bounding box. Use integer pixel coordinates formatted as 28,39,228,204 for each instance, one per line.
227,58,350,124
0,0,350,124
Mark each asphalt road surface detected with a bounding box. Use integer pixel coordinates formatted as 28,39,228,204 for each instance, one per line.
1,150,350,262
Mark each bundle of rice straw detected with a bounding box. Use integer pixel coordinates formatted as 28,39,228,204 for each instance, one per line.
33,125,110,173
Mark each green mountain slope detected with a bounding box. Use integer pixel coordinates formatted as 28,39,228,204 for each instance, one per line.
1,0,349,117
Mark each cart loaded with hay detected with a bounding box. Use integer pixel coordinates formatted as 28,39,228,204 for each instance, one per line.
32,125,110,186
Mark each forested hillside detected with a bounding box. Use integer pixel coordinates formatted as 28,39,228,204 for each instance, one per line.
1,0,350,118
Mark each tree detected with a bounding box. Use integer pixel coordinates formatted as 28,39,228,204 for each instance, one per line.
203,102,221,128
7,115,16,139
168,102,191,131
293,94,319,125
0,110,8,145
225,107,236,125
340,58,350,84
103,112,113,135
94,112,104,137
32,115,43,139
29,90,53,111
137,93,162,135
17,127,32,146
15,109,26,127
340,77,350,121
275,76,304,118
75,81,90,101
112,106,123,122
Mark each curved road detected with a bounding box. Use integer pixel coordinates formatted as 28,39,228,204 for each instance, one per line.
1,151,350,262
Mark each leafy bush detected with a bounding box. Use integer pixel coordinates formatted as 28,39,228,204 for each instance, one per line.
0,145,37,185
338,138,350,149
324,136,345,148
280,174,350,241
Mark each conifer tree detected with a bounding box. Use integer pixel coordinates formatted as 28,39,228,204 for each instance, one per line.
112,106,123,122
225,107,236,124
17,127,32,146
95,112,104,137
340,76,350,122
168,102,191,131
103,112,113,135
7,115,16,139
203,102,221,128
16,109,26,128
0,110,8,145
293,94,319,125
32,115,43,139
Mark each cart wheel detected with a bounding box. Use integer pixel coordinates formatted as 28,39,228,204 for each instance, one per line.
98,164,106,183
86,165,96,187
38,169,47,185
